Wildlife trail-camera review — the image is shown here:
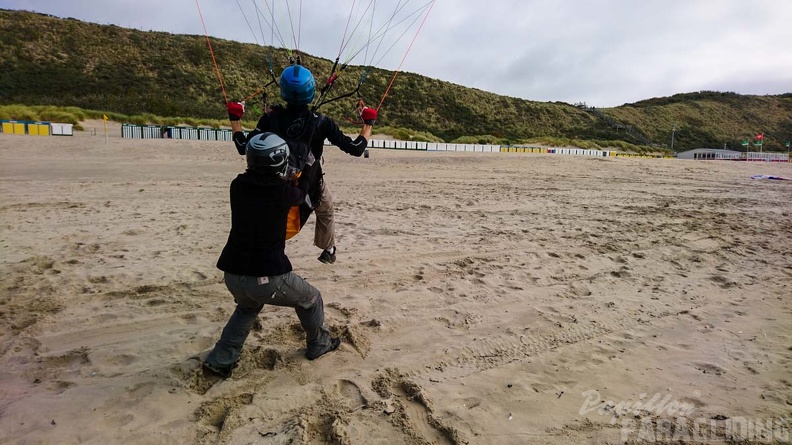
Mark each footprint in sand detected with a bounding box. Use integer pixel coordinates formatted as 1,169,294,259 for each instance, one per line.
327,302,359,319
40,380,76,394
195,393,254,428
191,270,207,280
335,379,367,409
693,362,726,376
250,346,283,371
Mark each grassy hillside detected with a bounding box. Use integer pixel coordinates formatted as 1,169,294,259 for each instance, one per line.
607,92,792,152
1,10,790,151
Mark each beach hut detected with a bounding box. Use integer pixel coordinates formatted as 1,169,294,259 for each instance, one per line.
51,123,74,136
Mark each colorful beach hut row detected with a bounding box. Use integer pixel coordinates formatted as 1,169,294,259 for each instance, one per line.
0,120,74,136
428,142,499,152
609,152,676,159
366,139,428,150
501,146,674,158
365,141,677,157
501,146,551,154
121,124,234,141
549,147,610,157
366,140,502,152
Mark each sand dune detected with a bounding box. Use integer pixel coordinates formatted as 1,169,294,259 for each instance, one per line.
1,127,790,444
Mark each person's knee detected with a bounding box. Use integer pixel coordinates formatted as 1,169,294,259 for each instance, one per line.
315,200,333,217
298,290,322,310
319,186,333,213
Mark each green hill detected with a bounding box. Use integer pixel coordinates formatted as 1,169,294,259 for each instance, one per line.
1,9,790,151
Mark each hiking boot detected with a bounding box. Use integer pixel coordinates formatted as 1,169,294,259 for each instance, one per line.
306,337,341,360
318,247,336,264
202,361,235,379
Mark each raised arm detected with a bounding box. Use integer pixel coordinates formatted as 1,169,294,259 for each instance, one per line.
322,107,378,157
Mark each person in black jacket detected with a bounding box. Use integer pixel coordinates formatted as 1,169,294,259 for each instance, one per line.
226,64,377,264
203,132,341,379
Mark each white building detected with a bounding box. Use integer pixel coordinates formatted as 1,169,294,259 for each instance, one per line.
676,148,743,160
677,148,788,162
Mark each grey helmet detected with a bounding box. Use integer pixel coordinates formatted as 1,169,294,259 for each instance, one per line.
245,132,289,177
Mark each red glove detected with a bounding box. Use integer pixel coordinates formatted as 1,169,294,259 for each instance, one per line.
226,101,245,121
361,107,377,125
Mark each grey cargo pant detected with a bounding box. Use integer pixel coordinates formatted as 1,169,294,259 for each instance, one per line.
205,271,332,368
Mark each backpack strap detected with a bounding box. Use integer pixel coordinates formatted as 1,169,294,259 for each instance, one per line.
268,108,323,210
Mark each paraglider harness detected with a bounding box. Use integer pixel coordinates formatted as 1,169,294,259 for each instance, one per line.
265,103,323,234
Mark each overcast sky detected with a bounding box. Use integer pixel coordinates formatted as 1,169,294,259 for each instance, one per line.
5,0,792,107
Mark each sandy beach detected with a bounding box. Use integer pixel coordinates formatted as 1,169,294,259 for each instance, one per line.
1,121,790,444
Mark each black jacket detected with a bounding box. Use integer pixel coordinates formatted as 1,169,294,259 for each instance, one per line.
216,172,307,277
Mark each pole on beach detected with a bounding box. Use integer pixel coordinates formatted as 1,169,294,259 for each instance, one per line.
670,124,676,151
103,114,108,144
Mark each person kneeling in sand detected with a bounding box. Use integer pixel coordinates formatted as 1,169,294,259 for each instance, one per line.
203,132,341,379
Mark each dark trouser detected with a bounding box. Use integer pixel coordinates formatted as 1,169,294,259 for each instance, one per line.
205,272,332,368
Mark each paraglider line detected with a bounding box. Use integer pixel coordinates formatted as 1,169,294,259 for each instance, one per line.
196,0,228,103
377,0,435,111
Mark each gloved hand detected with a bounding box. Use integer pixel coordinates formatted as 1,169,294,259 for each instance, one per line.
361,107,377,125
226,101,245,121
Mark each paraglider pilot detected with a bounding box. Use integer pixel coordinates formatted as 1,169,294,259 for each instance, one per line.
203,132,342,379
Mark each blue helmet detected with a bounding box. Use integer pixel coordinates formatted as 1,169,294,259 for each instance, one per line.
279,65,315,105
